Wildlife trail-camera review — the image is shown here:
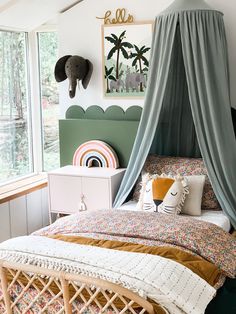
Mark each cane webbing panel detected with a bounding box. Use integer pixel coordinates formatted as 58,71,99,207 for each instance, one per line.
0,262,154,314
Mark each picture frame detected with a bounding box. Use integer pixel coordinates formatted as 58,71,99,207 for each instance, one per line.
102,22,153,98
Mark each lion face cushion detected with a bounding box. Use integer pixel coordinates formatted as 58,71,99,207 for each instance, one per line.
137,173,189,215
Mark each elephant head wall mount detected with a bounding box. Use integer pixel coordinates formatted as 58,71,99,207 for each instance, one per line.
54,55,93,98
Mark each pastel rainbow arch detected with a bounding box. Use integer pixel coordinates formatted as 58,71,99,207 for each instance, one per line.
73,140,119,169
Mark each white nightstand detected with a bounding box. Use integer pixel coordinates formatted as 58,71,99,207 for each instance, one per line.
48,166,125,220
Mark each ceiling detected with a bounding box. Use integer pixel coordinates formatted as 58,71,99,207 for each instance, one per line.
0,0,83,31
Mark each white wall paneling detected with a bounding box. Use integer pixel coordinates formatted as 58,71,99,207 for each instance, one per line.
27,189,43,234
0,187,49,242
58,0,236,113
0,203,11,242
41,187,50,226
10,195,28,237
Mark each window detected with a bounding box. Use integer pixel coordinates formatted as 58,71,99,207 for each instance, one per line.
38,32,59,172
0,30,33,184
0,29,59,186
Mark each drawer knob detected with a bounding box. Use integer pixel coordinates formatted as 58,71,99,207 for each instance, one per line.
79,193,86,211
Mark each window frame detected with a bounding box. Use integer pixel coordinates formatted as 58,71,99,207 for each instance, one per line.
29,24,59,174
0,24,58,187
0,27,34,186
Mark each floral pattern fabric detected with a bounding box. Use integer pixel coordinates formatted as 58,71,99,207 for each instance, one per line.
132,155,221,210
33,209,236,278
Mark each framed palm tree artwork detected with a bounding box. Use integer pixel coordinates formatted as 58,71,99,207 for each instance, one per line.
102,22,153,98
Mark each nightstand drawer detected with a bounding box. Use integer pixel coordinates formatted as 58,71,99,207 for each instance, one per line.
49,175,82,214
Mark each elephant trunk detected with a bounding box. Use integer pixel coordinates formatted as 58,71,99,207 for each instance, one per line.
68,77,77,98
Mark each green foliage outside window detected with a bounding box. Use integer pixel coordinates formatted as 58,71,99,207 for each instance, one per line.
38,32,59,172
0,31,32,183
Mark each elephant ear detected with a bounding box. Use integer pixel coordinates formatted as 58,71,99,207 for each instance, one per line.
54,55,71,82
82,59,93,89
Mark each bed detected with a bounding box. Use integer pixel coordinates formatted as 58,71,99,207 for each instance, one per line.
0,208,235,314
0,106,235,313
0,161,235,313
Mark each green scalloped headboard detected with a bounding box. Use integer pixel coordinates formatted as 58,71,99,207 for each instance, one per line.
59,105,142,168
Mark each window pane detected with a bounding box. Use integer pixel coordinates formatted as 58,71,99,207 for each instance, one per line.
0,31,32,184
38,32,59,172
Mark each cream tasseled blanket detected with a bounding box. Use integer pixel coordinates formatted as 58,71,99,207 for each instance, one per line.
0,236,216,314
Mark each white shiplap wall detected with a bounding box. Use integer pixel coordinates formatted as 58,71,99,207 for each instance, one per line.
0,187,49,242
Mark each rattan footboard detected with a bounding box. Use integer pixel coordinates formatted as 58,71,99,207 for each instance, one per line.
0,260,156,314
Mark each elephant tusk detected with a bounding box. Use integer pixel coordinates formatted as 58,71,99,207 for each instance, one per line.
68,82,72,91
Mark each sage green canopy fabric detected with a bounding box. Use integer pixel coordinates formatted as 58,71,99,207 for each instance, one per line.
114,0,236,228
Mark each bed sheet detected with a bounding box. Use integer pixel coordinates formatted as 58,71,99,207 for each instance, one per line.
118,201,231,232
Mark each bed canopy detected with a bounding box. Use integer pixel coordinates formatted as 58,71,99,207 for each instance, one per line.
114,0,236,228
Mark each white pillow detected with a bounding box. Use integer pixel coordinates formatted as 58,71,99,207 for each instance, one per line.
181,175,205,216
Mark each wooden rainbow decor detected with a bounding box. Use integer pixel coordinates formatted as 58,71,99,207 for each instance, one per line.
73,140,119,168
